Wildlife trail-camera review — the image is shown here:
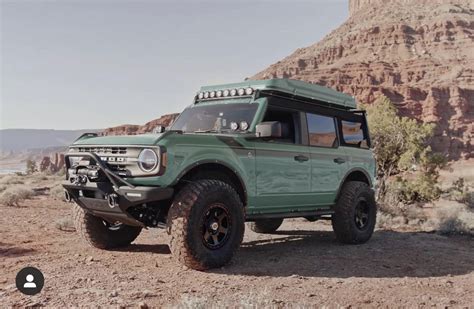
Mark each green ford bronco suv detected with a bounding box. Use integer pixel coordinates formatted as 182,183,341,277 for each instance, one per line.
63,79,377,270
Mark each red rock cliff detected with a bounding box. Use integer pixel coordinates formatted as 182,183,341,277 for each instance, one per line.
253,0,473,159
103,113,179,136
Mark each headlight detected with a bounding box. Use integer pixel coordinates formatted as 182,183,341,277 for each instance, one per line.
138,149,158,172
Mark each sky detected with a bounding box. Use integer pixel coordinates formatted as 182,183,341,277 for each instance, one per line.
1,0,348,130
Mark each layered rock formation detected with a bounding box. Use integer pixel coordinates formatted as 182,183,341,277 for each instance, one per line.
103,113,179,136
252,0,473,159
39,153,65,173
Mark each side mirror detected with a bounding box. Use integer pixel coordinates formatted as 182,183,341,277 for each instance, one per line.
255,121,283,138
153,126,166,134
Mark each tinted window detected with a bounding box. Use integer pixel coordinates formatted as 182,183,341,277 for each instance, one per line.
341,120,368,148
262,108,299,144
306,113,337,147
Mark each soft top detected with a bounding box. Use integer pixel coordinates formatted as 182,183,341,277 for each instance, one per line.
199,78,356,109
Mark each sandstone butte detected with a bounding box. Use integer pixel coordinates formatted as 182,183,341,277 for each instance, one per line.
104,0,473,160
103,113,179,136
251,0,473,160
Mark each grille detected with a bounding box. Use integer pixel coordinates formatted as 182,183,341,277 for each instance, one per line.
77,146,127,155
106,164,129,176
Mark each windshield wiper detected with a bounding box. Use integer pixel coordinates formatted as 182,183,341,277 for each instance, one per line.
193,128,235,133
193,129,218,133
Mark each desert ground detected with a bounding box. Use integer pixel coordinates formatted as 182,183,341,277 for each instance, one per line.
1,183,473,308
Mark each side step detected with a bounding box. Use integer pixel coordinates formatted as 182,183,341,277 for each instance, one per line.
246,209,334,221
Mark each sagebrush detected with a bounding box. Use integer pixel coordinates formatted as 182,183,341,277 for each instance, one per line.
0,186,35,206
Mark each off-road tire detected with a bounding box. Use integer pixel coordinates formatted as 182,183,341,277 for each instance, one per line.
72,204,142,249
249,218,283,233
167,179,245,270
332,181,376,244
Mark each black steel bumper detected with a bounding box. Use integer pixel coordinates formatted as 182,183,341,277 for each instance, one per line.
62,152,173,226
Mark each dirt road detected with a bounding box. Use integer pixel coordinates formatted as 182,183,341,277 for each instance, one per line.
1,196,473,307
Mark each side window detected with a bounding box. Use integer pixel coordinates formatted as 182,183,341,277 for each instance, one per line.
341,120,368,149
306,113,337,147
262,107,299,144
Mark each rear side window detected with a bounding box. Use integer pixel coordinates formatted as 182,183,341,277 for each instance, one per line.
306,113,337,147
341,120,369,149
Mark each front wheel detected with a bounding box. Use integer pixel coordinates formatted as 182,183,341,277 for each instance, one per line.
167,179,245,270
72,204,142,249
332,181,376,244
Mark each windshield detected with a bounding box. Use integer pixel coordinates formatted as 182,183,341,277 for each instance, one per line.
171,103,258,133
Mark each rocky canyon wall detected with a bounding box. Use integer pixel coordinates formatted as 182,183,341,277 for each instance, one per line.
253,0,473,159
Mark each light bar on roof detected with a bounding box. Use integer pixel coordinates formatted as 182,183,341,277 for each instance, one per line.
196,87,254,101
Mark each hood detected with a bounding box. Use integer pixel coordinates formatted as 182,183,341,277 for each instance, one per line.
72,133,164,146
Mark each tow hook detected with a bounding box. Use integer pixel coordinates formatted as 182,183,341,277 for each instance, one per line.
64,190,72,202
70,175,87,185
107,193,119,208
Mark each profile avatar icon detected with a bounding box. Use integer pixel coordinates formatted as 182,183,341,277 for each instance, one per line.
23,274,37,288
16,266,44,295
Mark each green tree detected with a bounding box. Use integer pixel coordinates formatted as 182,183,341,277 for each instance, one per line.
362,96,446,201
26,159,38,175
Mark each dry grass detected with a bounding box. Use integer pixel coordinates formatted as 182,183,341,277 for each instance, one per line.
55,216,75,232
0,172,64,203
377,199,474,236
50,183,66,200
376,204,429,230
0,175,25,185
0,186,35,206
434,202,474,236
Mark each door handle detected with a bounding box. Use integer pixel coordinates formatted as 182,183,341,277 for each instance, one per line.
294,155,309,162
333,157,346,164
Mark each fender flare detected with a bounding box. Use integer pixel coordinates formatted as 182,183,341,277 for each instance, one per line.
171,159,248,203
335,168,373,201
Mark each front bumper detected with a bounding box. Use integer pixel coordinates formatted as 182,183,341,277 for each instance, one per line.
62,152,173,226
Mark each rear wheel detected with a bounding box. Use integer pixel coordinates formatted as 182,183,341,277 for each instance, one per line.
332,181,376,244
167,179,245,270
72,204,142,249
249,218,283,234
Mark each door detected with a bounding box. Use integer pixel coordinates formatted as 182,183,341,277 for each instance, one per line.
306,112,349,206
254,107,312,213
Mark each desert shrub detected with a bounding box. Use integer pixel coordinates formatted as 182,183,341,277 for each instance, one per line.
50,184,66,200
55,217,75,232
26,159,38,175
387,174,441,205
377,212,409,229
377,199,428,230
0,175,25,185
0,185,7,193
446,177,473,209
452,177,465,192
29,174,49,184
362,96,446,201
435,203,474,236
0,186,35,206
